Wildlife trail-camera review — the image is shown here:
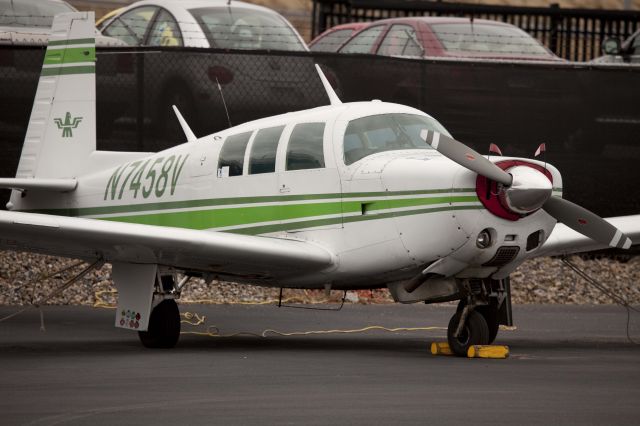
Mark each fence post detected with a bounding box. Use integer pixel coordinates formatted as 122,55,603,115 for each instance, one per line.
549,3,561,55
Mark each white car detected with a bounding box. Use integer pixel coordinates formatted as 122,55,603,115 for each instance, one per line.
0,0,124,46
97,0,308,51
92,0,317,147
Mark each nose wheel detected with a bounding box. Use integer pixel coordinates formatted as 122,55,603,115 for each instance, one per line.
447,310,490,356
138,299,181,348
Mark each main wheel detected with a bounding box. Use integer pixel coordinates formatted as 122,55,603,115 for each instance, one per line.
138,299,181,348
476,301,499,344
447,310,489,356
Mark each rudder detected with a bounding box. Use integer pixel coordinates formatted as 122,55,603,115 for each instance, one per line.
15,12,96,180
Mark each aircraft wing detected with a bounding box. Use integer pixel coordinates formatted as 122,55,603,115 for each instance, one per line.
537,215,640,257
0,211,335,280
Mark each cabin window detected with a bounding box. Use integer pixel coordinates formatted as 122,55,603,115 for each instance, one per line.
218,131,252,176
286,123,326,171
249,125,285,174
343,113,450,165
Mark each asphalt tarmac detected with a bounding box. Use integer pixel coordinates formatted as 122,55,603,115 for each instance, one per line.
1,303,639,425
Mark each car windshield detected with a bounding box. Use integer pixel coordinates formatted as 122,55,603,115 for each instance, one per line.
431,23,551,57
190,7,305,51
343,113,450,165
0,0,74,28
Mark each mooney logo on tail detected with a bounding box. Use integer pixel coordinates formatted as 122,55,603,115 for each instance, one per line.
54,112,83,137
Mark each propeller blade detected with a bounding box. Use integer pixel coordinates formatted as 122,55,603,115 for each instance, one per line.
421,130,513,186
543,196,632,249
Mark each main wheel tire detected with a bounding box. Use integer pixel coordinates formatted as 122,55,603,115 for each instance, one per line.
447,310,490,357
138,299,181,349
476,302,499,344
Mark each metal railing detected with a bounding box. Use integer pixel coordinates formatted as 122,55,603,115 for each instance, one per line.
311,0,640,61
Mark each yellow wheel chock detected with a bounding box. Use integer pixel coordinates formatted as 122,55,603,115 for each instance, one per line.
430,342,510,359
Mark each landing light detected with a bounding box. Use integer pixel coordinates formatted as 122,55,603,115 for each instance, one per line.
476,229,492,249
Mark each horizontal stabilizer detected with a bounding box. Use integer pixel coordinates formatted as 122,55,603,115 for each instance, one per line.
0,178,77,192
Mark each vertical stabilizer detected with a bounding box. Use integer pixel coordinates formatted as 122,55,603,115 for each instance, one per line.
15,12,96,180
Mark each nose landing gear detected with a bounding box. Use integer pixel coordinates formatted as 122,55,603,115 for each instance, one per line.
447,310,489,356
446,277,512,356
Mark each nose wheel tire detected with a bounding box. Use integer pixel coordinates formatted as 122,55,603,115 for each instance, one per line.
138,299,181,348
447,310,490,356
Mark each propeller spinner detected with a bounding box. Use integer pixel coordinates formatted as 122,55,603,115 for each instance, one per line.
422,130,632,250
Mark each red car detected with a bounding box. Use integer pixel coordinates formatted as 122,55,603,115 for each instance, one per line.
313,17,563,62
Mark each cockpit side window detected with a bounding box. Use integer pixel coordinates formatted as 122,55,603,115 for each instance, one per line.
343,113,450,165
218,131,252,176
286,122,326,171
249,125,285,174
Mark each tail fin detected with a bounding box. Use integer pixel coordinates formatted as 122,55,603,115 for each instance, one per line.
15,12,96,180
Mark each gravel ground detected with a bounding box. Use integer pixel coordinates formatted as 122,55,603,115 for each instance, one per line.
0,250,638,307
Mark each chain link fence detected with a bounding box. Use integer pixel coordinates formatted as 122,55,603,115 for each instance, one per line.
0,46,639,217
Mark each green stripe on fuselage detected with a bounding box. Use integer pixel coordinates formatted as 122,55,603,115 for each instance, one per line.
27,188,478,217
230,205,484,235
98,196,480,230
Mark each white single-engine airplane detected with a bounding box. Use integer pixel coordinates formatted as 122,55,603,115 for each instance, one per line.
1,13,639,355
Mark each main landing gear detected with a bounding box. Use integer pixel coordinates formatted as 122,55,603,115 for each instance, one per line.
446,277,512,356
138,273,191,349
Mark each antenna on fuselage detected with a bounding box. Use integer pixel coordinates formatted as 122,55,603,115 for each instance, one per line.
215,77,233,128
314,64,342,106
172,105,197,142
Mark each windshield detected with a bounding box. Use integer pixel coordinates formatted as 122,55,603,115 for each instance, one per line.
343,113,450,165
0,0,74,28
190,7,305,51
431,23,551,57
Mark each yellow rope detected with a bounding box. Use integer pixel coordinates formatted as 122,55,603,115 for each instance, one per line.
180,311,206,326
178,310,448,338
93,289,117,309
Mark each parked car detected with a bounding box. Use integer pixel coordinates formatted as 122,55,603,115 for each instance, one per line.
0,0,125,46
320,17,562,62
97,0,307,51
92,0,317,146
591,29,640,64
309,22,366,52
